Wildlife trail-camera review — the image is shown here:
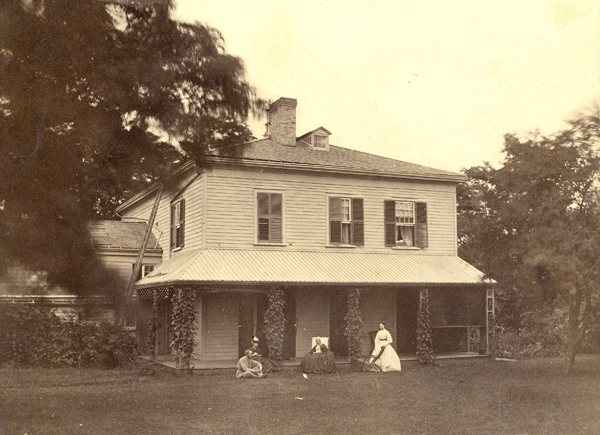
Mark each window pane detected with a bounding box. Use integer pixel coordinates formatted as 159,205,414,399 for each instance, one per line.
395,201,414,224
342,198,351,222
258,193,269,215
341,223,351,244
271,193,282,215
314,135,327,148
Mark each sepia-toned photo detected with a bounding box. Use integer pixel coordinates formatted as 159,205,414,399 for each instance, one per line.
1,1,599,433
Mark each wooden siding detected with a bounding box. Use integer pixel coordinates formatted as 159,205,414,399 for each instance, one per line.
359,288,397,355
202,293,239,360
96,251,162,284
119,169,203,263
295,288,330,357
204,166,458,255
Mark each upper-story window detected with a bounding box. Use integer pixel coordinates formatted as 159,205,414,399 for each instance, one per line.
257,192,283,243
329,196,364,246
384,200,427,248
171,199,185,250
300,128,331,151
313,135,328,149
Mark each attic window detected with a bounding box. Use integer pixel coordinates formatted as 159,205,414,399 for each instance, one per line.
313,135,328,149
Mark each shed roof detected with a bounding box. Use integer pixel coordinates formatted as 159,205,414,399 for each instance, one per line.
88,220,161,251
134,249,491,289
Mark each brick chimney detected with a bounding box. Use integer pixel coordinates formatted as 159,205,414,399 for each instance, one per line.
266,97,297,146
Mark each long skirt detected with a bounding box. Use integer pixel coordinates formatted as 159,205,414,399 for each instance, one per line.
300,351,336,373
372,345,401,372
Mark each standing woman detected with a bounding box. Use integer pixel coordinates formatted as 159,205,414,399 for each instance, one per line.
371,323,401,372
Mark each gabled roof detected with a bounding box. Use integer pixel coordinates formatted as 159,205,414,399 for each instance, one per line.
88,220,162,251
297,127,332,141
135,249,492,289
207,138,465,182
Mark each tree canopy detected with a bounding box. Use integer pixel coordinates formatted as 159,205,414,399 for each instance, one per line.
458,108,600,372
0,0,260,295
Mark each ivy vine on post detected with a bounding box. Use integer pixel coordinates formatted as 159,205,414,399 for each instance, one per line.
169,287,197,369
264,287,286,363
344,288,363,365
147,289,159,362
416,288,435,365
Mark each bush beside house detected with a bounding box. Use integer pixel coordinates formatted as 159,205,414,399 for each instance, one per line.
0,306,138,368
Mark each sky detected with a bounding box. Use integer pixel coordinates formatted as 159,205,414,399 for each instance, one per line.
173,0,599,174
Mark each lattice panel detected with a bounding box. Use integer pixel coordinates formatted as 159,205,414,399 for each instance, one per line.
137,287,174,301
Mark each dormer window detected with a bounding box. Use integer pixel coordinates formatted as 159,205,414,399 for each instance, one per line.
299,127,331,151
313,135,328,149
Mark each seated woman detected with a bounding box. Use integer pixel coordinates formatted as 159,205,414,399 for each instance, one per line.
246,337,280,373
369,323,401,372
300,337,336,373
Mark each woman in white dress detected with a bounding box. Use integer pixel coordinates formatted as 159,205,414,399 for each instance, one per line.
370,323,401,372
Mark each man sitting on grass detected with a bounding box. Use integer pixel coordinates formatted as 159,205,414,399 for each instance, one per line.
236,350,265,379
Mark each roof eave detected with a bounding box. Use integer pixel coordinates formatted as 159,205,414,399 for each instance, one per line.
135,279,493,290
204,156,467,183
115,160,198,214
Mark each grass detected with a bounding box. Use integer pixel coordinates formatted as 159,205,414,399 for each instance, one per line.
1,355,600,435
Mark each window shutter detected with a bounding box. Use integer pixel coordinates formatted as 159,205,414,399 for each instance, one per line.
329,197,342,243
352,198,364,246
415,202,428,248
170,204,175,249
384,200,396,246
270,193,282,243
179,199,185,248
257,193,269,241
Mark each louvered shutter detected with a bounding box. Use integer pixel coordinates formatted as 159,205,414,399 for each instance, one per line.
352,198,364,246
415,202,428,248
270,193,282,243
257,193,270,241
384,200,396,246
170,203,176,250
329,197,342,243
178,199,185,248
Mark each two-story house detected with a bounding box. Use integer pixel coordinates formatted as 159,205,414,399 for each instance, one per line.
117,97,493,364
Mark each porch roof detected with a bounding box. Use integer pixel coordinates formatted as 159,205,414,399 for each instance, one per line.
134,249,492,289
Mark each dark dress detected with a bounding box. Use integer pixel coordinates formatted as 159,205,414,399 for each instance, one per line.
246,345,280,373
300,344,336,373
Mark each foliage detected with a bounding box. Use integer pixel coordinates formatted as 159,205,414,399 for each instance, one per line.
458,108,600,372
263,287,286,362
0,305,138,368
344,288,363,362
146,290,161,357
169,287,197,369
416,288,435,365
0,0,260,296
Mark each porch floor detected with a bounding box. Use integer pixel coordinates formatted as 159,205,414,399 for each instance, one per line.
144,352,489,371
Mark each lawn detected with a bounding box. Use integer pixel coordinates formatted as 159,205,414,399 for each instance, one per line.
1,356,599,435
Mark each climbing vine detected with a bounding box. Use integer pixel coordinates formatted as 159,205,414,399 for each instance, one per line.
344,287,363,363
147,290,160,360
170,287,197,369
416,288,435,365
264,287,286,362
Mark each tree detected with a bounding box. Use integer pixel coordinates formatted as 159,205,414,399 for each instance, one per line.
458,108,600,373
0,0,260,296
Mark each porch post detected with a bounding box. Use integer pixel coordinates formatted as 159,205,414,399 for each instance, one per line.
153,288,158,362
